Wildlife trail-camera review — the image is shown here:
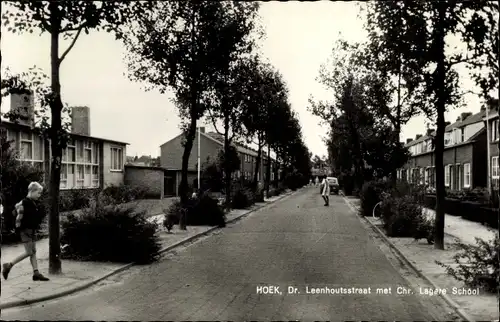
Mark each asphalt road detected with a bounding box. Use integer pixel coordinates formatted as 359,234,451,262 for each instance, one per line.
1,187,455,321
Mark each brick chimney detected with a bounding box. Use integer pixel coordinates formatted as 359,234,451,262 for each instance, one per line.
71,106,90,136
426,128,434,136
406,138,413,144
10,92,35,126
415,134,422,140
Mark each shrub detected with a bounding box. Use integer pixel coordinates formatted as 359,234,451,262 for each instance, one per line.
56,189,95,212
436,235,499,294
188,195,226,227
163,200,182,231
101,184,148,204
61,204,161,264
232,186,255,209
360,179,392,217
1,134,44,236
380,194,432,241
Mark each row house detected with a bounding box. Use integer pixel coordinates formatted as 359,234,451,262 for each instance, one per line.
1,93,128,192
484,102,500,188
160,127,280,196
397,108,488,191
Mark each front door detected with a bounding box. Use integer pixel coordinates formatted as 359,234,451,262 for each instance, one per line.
164,175,175,197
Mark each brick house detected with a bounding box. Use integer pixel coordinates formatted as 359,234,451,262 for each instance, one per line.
1,93,127,192
483,102,500,188
397,109,487,191
160,127,279,196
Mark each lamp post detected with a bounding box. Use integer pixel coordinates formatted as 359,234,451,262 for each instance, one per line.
197,124,201,190
486,103,491,195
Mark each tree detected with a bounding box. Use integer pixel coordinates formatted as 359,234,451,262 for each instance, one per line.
238,57,288,193
366,1,494,249
208,57,261,209
2,0,152,274
123,1,259,209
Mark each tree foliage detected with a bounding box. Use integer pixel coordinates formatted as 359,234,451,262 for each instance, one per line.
123,1,260,205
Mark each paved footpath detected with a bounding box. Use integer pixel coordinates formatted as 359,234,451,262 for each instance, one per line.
1,187,460,320
342,194,499,321
0,194,289,311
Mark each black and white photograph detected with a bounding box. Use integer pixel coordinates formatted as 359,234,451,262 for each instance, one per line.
0,1,498,320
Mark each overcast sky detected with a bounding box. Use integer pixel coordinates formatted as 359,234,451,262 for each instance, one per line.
1,2,485,159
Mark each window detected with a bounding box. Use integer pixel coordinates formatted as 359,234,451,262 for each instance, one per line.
92,142,99,164
92,166,99,187
453,129,461,144
492,157,499,188
463,163,471,188
420,168,424,184
60,164,68,188
444,132,452,146
445,165,451,187
456,164,461,190
424,168,429,185
426,139,433,151
491,120,499,142
19,132,44,171
111,147,123,171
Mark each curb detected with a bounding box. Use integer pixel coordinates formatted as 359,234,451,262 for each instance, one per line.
0,189,300,310
341,195,475,322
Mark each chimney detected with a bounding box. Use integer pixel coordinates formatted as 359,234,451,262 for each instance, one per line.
415,134,422,140
10,92,35,126
460,112,472,121
426,128,434,136
445,121,451,127
199,127,205,133
406,138,413,144
71,106,90,136
481,106,486,112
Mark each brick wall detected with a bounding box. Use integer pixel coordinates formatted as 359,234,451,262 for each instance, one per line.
125,166,163,198
160,133,222,171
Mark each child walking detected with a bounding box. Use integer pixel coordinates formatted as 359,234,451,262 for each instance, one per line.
2,182,49,281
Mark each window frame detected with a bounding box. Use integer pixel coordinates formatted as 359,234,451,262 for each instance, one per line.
445,165,451,187
110,146,124,172
463,163,471,188
60,138,100,190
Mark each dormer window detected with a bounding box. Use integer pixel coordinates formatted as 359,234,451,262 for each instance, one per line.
444,132,453,146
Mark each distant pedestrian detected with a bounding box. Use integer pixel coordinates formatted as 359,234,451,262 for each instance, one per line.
309,178,313,186
315,176,319,186
2,182,49,281
321,176,330,206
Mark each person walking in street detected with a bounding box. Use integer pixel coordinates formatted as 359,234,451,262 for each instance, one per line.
321,176,330,206
2,182,49,281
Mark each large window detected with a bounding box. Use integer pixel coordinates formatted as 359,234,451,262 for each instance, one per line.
19,131,44,172
492,156,499,188
491,119,499,142
445,165,451,187
111,147,123,171
463,163,471,188
61,139,99,189
444,132,453,146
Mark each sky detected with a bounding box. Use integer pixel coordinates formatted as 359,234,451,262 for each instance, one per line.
1,2,486,159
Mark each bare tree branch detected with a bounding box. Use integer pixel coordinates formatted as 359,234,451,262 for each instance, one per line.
59,27,84,64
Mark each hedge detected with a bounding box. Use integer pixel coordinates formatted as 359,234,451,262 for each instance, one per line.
423,195,498,229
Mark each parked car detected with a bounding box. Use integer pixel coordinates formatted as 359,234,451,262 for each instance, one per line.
319,177,340,195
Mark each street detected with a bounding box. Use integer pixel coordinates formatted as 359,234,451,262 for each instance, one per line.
1,187,454,321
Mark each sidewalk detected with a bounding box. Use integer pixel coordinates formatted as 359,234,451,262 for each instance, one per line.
1,190,296,310
342,195,499,321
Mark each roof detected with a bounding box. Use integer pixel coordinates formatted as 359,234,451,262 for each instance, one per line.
124,164,166,171
405,110,486,148
160,130,277,161
1,120,129,145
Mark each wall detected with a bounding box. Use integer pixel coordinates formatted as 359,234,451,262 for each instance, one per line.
160,134,222,170
464,122,484,141
124,166,163,199
102,141,126,187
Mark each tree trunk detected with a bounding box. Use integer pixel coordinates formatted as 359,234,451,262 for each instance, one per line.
433,3,447,250
179,117,197,230
253,140,262,192
265,144,271,195
48,3,62,274
223,114,231,210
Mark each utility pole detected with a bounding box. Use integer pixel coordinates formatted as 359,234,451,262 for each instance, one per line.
486,102,491,195
197,123,201,190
